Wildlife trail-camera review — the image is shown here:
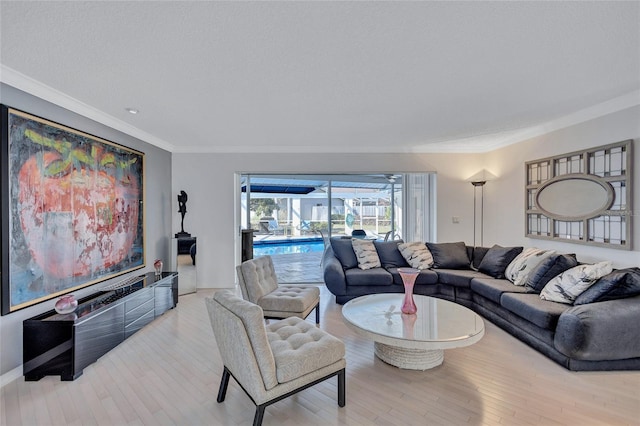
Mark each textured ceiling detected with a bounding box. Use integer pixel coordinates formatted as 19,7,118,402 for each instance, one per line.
1,1,639,153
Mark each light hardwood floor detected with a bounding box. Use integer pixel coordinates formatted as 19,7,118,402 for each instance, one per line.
2,286,639,425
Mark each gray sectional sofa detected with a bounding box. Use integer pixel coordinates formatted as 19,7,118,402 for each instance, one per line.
323,238,640,371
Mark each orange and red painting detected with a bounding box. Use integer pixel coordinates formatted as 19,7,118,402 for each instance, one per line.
1,106,145,314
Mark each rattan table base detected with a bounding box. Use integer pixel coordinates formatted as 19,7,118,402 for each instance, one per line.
374,342,444,370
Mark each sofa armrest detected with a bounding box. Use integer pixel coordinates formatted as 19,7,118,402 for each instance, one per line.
554,296,640,361
323,247,347,297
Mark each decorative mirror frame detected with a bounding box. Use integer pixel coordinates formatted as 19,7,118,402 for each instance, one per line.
525,140,633,250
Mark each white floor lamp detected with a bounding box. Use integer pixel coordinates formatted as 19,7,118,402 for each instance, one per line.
467,170,495,248
470,180,486,247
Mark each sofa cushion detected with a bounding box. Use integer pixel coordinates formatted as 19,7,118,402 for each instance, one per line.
505,247,556,286
525,253,578,293
435,269,487,288
500,293,569,330
540,261,614,304
330,237,358,269
478,245,523,279
470,277,531,304
574,267,640,305
398,242,433,269
374,240,408,268
388,267,438,285
426,241,470,269
345,267,393,286
352,239,381,270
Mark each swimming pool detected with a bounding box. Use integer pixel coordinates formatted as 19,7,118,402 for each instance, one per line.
253,238,324,256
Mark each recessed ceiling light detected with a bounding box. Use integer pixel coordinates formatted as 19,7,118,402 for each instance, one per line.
125,108,139,115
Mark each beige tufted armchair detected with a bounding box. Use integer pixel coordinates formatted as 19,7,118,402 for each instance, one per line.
206,290,346,426
236,255,321,323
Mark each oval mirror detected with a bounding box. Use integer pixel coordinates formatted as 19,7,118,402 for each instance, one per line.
535,175,614,221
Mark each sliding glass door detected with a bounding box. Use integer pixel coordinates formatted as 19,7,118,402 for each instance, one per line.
238,173,434,283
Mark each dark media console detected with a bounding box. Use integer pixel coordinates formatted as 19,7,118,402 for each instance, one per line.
23,272,178,381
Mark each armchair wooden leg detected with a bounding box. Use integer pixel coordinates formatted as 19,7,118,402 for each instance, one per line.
217,367,231,403
338,368,346,407
253,404,266,426
315,304,320,324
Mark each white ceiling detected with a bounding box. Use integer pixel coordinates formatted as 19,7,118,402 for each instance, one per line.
1,1,639,154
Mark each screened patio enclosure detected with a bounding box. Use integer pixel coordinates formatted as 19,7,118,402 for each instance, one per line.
238,173,435,283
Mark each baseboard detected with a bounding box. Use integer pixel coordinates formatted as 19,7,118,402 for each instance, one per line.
1,365,22,388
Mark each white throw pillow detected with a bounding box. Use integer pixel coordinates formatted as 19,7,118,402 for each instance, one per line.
398,242,433,270
540,261,613,304
351,239,381,270
505,248,556,286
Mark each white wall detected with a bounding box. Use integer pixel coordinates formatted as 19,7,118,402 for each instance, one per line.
171,152,484,289
483,106,640,267
2,89,634,384
0,85,173,381
172,106,639,291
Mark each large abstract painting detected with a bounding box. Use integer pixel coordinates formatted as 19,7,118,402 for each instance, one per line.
1,106,145,314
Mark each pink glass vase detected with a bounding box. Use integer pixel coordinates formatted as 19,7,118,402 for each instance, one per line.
398,268,419,314
54,294,78,314
154,259,163,276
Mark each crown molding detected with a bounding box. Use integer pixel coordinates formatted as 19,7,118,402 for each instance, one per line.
0,65,176,152
417,90,640,154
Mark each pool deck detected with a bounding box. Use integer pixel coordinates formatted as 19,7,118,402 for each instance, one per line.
251,234,325,283
268,251,324,283
252,233,385,284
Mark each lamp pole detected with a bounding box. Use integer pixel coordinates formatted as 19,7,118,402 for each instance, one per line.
471,181,486,247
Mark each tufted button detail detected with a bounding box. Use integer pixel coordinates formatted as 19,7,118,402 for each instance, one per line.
267,317,345,384
258,286,320,313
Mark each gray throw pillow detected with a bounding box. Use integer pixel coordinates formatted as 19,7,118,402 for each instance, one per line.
477,245,523,279
330,238,358,269
574,267,640,305
374,240,408,268
525,253,578,293
426,241,470,269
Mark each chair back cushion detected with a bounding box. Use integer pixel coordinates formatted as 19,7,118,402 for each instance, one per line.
239,256,279,303
206,291,278,391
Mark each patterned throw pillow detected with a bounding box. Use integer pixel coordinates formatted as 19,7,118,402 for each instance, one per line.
398,242,433,270
505,248,556,286
351,239,381,270
540,261,614,304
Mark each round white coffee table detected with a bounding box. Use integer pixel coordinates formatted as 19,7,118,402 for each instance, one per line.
342,293,484,370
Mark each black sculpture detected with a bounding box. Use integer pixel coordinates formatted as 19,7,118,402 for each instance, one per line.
175,190,191,237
